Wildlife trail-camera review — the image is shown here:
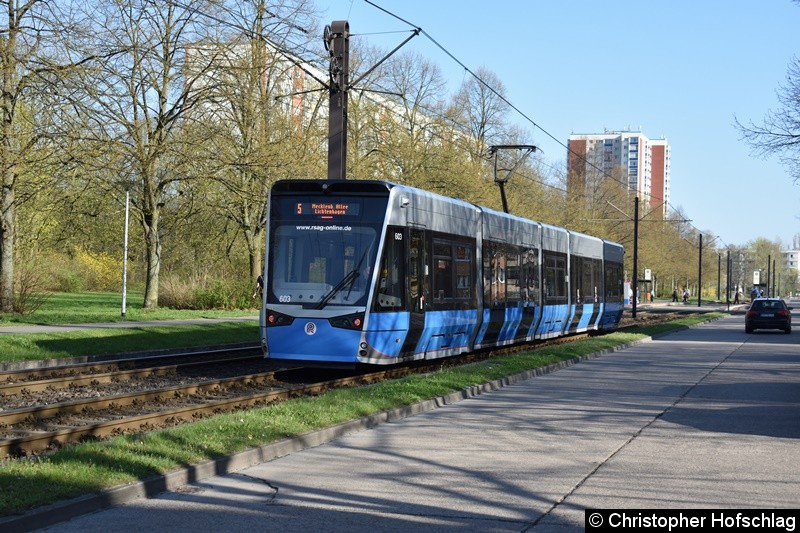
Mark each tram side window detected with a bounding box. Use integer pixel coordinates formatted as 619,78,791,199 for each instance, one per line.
432,236,475,309
544,252,567,304
521,248,539,306
604,261,623,301
373,228,405,311
571,255,583,304
454,243,472,299
433,240,454,301
483,240,506,307
505,246,521,305
574,257,599,304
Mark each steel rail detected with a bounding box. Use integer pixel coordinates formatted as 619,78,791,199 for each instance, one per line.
0,345,261,382
0,369,282,427
0,354,262,396
0,370,387,458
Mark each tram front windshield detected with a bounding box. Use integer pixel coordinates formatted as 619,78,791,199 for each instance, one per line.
267,194,386,308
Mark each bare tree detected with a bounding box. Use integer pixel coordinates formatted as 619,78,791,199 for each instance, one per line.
346,43,385,180
75,0,225,308
0,0,89,311
737,56,800,182
451,66,511,164
376,51,448,187
198,0,322,280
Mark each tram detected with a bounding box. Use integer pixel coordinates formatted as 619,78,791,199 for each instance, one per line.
260,179,624,365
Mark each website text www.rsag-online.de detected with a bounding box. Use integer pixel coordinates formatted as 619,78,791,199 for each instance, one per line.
295,225,352,232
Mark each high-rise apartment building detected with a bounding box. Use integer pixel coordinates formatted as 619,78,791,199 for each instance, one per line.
784,249,800,270
783,234,800,271
567,131,670,216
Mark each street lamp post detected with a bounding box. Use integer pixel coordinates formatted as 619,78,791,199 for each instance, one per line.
767,255,771,297
632,196,639,319
121,190,130,318
726,249,731,311
698,234,702,307
773,258,777,297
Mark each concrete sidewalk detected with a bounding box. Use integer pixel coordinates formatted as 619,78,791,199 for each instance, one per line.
4,314,798,531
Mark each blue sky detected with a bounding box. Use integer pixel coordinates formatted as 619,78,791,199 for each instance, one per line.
315,0,800,248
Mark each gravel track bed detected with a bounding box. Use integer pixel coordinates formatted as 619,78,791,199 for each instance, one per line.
0,359,277,411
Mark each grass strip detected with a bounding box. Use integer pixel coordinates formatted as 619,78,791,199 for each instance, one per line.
0,322,260,363
0,314,720,516
0,292,257,327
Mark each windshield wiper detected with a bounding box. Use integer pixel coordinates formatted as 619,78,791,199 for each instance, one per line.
314,250,369,310
314,269,360,310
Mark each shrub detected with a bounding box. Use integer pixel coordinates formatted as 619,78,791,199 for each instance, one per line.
76,249,123,291
33,249,125,293
13,261,51,315
159,275,197,309
159,274,255,310
195,279,253,309
54,270,86,293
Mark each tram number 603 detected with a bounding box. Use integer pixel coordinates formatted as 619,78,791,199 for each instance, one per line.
395,232,403,241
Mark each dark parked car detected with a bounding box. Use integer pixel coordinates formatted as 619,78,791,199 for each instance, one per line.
745,298,792,334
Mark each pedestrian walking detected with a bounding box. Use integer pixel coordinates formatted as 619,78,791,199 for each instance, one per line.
252,275,264,299
672,288,679,302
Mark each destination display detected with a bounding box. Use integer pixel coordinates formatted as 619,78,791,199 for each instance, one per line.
295,202,360,217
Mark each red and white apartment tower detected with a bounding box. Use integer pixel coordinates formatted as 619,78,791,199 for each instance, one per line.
567,130,670,217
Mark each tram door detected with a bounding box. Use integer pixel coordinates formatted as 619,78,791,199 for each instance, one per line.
401,229,426,354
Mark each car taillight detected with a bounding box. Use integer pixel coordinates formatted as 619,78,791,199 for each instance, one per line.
746,310,758,318
777,309,790,317
329,312,365,330
265,309,294,327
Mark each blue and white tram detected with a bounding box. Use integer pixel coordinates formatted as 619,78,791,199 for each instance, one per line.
260,179,624,365
566,232,604,335
598,241,625,330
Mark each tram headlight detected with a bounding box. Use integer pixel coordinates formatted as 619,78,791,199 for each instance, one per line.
265,309,294,327
329,312,365,330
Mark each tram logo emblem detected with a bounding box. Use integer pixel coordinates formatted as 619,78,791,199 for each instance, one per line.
304,322,317,335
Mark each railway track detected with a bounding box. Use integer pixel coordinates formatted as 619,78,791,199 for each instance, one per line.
0,350,291,457
0,355,415,459
0,354,264,398
0,310,692,459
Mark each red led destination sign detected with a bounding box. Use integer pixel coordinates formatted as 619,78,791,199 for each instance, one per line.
295,202,360,218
